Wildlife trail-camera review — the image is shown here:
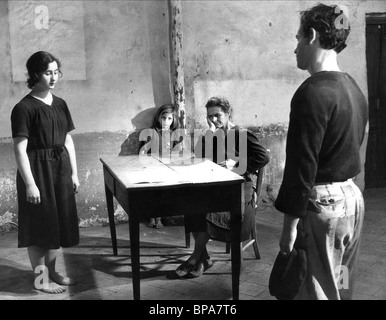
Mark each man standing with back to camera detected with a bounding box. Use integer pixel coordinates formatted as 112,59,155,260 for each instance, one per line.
274,3,368,299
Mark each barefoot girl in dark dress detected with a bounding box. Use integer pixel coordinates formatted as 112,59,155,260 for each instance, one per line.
11,51,80,294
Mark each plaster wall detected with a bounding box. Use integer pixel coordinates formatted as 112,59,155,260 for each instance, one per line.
0,0,172,138
181,0,386,190
182,0,375,128
1,0,385,229
0,0,172,228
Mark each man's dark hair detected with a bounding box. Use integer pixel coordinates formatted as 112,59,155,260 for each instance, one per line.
300,3,350,53
205,96,233,119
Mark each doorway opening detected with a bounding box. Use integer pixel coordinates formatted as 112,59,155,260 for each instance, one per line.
365,14,386,188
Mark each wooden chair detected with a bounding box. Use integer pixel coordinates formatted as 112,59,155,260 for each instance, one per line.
184,165,266,260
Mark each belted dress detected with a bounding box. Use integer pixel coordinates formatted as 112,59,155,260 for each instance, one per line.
11,94,79,249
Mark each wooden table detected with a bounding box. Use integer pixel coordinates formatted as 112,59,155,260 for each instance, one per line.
100,155,244,300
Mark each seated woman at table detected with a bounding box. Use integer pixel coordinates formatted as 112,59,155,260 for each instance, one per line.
175,96,269,278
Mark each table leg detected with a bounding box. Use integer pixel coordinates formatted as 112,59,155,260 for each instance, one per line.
185,230,191,248
129,216,140,300
231,184,242,300
105,183,118,256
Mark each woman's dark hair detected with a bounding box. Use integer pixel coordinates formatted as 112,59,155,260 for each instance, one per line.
300,3,350,53
26,51,62,89
205,96,233,119
152,104,179,131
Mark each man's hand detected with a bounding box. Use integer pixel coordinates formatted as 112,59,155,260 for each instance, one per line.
279,214,300,255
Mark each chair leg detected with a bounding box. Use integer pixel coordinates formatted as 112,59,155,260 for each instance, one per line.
185,231,190,248
251,224,261,260
225,242,244,263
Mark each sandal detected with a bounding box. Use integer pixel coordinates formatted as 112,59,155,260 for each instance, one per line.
189,261,204,278
202,257,213,270
175,260,196,278
189,254,213,278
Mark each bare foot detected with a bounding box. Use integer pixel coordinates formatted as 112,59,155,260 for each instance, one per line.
34,278,66,294
155,218,164,229
155,222,164,229
50,272,76,286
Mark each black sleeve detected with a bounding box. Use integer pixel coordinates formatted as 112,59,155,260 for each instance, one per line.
245,129,269,173
193,128,269,175
11,103,30,139
61,100,75,133
274,84,329,218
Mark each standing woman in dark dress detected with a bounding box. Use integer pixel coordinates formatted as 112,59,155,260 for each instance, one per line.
11,51,80,294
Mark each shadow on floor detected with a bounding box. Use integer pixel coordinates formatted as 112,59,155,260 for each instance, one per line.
0,259,38,297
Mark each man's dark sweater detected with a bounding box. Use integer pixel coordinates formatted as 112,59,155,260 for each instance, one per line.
275,71,368,218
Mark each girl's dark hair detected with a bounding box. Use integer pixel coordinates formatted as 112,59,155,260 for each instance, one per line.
205,96,233,119
300,3,350,53
26,51,62,89
152,104,179,131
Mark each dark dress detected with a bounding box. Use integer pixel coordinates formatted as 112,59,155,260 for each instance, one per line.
11,94,79,249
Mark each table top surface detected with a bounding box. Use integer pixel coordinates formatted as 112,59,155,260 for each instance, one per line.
100,155,244,190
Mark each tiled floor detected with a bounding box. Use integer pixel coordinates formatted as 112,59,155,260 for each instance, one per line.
1,188,386,301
